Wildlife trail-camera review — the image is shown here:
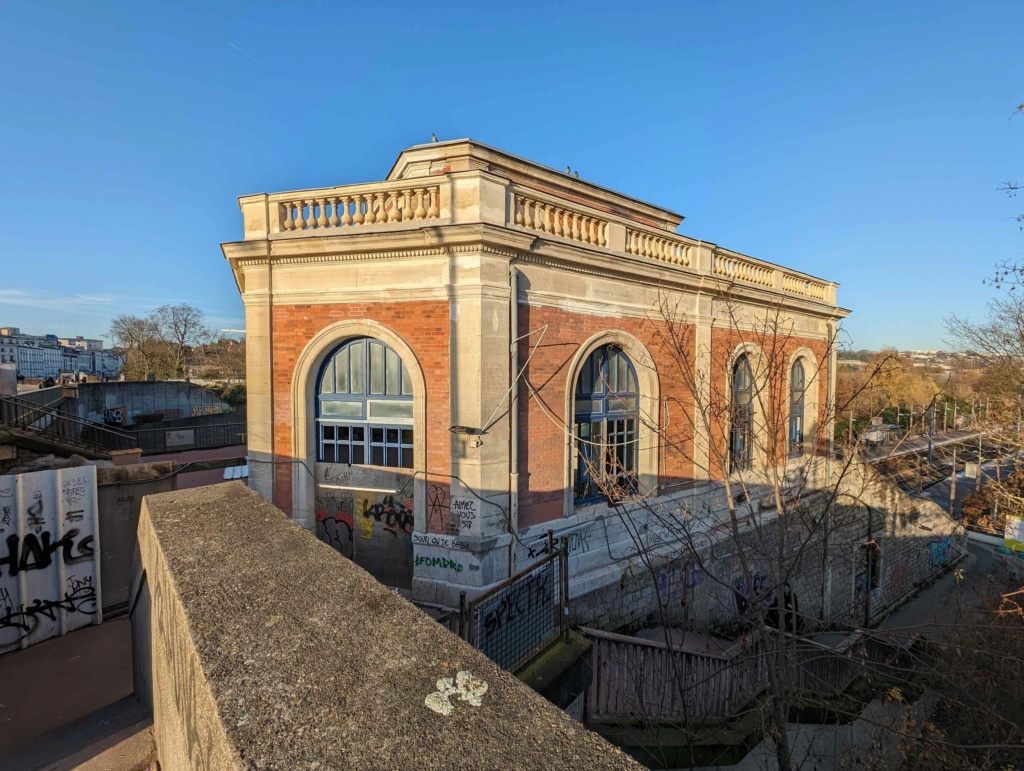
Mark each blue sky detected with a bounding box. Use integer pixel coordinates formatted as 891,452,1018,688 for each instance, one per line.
1,0,1021,349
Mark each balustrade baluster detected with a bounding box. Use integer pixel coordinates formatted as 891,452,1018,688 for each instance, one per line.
582,217,593,244
386,191,400,222
571,214,581,242
553,208,565,237
426,187,439,218
514,196,525,226
339,196,352,226
297,200,310,229
536,202,547,233
328,197,340,227
316,199,328,229
396,190,408,221
281,203,295,231
597,221,607,247
365,193,378,225
523,198,534,229
414,189,427,220
352,195,364,225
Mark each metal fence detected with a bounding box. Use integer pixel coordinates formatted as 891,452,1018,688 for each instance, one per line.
0,393,136,455
128,419,247,453
443,536,568,672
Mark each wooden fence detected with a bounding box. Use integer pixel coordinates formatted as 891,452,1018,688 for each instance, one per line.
581,626,865,726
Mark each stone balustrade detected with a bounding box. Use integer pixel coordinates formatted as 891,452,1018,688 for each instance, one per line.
513,194,608,247
238,172,837,307
712,252,776,288
783,273,828,301
625,227,692,267
273,184,441,234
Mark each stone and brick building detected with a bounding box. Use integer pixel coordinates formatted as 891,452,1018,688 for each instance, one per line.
223,140,959,630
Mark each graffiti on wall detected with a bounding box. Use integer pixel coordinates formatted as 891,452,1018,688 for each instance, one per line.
525,523,593,561
315,483,414,558
655,559,704,603
0,468,102,653
929,535,953,569
427,484,460,535
733,572,769,616
450,495,478,533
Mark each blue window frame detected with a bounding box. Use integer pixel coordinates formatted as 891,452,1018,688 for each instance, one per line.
789,359,806,456
730,354,754,473
317,338,414,468
574,345,639,503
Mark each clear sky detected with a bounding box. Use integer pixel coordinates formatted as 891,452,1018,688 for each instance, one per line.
1,1,1021,349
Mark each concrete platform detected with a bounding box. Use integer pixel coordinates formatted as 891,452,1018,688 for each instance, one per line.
0,616,154,770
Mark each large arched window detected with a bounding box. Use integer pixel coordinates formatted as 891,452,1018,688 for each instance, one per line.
730,354,754,473
316,337,414,468
789,359,806,456
574,345,639,503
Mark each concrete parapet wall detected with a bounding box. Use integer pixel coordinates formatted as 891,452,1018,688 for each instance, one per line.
131,483,639,769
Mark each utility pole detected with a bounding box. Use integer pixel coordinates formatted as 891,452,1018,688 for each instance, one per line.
950,446,958,517
848,410,853,445
977,434,984,492
942,401,948,433
928,405,935,464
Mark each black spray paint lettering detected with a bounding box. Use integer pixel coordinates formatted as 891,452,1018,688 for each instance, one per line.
482,571,553,640
451,497,478,531
360,496,414,536
0,583,98,645
0,529,95,577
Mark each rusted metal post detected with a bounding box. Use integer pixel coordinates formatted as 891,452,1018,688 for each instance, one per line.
458,590,468,641
560,536,570,641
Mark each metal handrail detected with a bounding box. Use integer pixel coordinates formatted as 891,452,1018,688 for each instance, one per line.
0,393,137,454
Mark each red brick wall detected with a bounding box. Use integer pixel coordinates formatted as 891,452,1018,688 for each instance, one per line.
517,305,697,527
269,302,450,522
709,328,830,474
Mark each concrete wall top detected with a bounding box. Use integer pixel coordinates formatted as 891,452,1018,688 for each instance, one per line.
135,483,639,769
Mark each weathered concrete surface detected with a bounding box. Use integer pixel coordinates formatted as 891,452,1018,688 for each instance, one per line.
0,616,133,753
132,482,640,770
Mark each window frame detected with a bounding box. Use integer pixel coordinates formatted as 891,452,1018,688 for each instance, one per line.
573,345,640,505
789,358,806,457
316,337,414,469
730,354,754,473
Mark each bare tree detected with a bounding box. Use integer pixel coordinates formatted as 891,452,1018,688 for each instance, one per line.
568,288,986,769
152,303,209,378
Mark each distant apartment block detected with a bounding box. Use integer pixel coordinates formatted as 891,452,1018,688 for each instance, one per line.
0,326,121,378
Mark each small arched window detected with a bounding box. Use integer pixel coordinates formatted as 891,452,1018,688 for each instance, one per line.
316,337,413,468
789,359,806,456
730,354,754,473
574,345,639,503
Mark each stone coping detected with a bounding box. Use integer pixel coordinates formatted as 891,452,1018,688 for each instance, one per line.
135,482,639,769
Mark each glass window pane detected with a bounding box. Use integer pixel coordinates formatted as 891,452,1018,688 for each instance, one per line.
352,445,365,464
401,449,413,469
578,354,594,395
350,342,364,394
617,356,627,393
320,360,334,395
372,446,384,466
335,347,349,393
323,425,335,440
323,444,336,463
352,426,364,442
386,428,399,443
371,427,384,443
320,401,362,417
401,429,414,445
401,364,412,395
369,401,414,419
369,342,384,394
386,447,399,467
338,426,349,441
339,445,350,464
385,348,400,395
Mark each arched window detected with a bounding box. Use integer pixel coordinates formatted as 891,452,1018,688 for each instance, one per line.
316,337,413,468
730,354,754,473
789,359,806,456
574,345,639,503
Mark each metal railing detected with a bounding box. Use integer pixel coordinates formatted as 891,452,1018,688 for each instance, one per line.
443,535,569,672
127,420,247,453
0,393,136,455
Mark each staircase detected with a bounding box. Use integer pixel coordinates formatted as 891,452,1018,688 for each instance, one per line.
0,393,137,459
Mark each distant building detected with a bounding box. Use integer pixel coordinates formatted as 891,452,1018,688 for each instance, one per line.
0,326,121,378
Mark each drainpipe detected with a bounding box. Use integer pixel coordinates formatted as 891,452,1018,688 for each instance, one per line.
509,264,519,578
